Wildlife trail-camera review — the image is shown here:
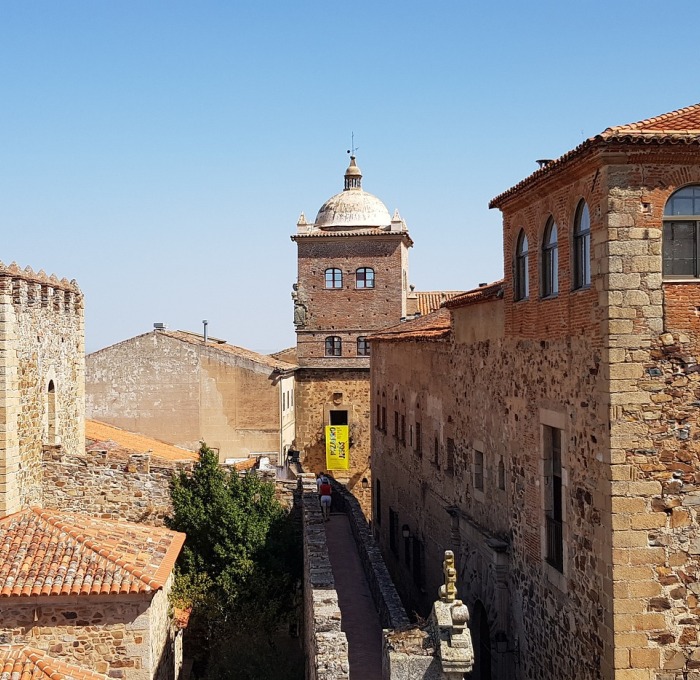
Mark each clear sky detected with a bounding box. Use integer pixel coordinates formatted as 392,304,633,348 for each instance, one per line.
1,1,697,354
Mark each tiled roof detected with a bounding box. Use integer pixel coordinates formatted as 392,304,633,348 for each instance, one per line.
86,420,196,462
602,102,700,135
369,308,452,343
159,330,297,371
0,508,185,597
444,280,504,309
269,346,297,364
490,102,700,208
0,646,108,680
414,291,465,316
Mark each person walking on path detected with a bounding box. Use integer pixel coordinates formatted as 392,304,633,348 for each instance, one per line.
319,474,332,521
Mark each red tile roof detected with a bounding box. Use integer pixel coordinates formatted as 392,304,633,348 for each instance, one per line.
369,308,452,343
0,508,185,597
414,291,465,316
443,280,504,309
0,646,108,680
490,102,700,209
86,420,196,461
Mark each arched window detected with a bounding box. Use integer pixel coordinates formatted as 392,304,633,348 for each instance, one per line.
514,230,529,301
356,267,375,289
47,380,57,444
325,336,342,356
663,186,700,278
325,268,343,289
573,200,591,289
541,218,559,297
357,336,370,356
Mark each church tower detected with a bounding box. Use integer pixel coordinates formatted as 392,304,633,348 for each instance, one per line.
291,155,412,510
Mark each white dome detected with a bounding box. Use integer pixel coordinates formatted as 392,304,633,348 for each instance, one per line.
315,189,392,229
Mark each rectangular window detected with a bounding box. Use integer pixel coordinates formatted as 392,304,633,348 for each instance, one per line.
400,415,406,445
389,508,399,556
376,404,381,430
446,438,455,474
375,479,381,526
415,422,422,455
381,406,386,432
663,221,699,277
433,436,440,468
394,411,399,438
544,425,564,573
474,450,484,491
330,410,348,426
404,533,411,567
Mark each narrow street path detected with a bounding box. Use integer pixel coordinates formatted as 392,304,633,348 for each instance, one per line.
325,511,383,680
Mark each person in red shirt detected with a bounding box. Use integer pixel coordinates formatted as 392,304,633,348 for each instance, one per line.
319,475,332,521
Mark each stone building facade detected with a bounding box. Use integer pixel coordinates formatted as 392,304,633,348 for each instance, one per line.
371,103,700,680
291,157,414,506
86,328,296,463
0,264,84,516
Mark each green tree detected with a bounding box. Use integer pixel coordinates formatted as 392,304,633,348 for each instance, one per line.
167,444,302,679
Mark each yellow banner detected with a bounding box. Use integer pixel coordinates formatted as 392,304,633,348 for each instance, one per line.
325,425,350,470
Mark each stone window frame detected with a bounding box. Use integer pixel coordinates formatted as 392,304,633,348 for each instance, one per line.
324,267,343,289
539,408,569,592
572,199,591,290
514,229,529,301
540,216,559,298
497,457,506,491
472,440,485,502
324,336,342,356
355,267,375,289
662,184,700,280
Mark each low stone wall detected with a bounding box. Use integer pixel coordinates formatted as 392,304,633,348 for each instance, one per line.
300,474,349,680
330,479,410,630
42,447,194,526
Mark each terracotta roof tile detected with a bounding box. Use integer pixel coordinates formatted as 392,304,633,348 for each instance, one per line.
159,330,297,371
490,102,700,209
414,291,465,316
0,508,185,598
443,280,504,309
0,646,108,679
86,420,197,461
369,308,452,342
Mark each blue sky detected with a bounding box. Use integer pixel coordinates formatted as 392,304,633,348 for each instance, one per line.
0,1,697,353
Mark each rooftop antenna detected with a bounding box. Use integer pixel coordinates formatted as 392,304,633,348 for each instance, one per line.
346,132,359,157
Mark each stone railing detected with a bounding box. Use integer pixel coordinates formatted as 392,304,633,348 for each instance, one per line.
299,473,349,680
329,479,410,630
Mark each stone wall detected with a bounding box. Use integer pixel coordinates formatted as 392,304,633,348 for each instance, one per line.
86,330,289,461
372,323,609,680
0,267,84,516
0,592,172,679
299,474,350,680
41,447,193,526
295,368,372,517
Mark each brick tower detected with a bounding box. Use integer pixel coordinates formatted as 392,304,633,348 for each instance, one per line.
291,155,412,511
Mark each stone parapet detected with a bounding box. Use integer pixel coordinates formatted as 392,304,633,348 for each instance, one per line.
300,475,349,680
330,479,410,630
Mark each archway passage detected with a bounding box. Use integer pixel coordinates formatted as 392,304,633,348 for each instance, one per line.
472,600,492,680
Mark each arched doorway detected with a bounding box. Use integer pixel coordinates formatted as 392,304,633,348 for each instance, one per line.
471,600,492,680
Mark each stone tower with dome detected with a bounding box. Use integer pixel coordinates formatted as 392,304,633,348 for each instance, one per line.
291,155,413,512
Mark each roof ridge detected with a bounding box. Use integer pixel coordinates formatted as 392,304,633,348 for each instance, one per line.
604,101,700,134
32,508,164,591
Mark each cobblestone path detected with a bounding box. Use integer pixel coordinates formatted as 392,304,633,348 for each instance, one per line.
325,512,383,680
